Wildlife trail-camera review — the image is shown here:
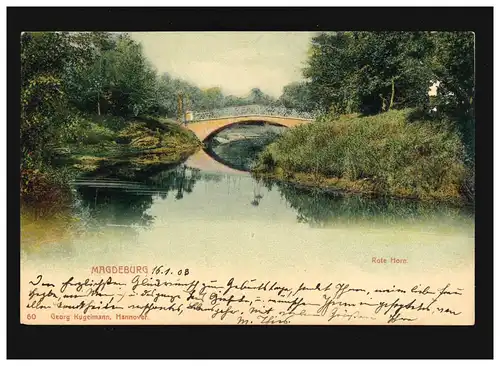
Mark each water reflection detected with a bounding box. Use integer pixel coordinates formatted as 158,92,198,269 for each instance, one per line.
251,180,264,206
257,177,474,230
206,123,286,171
19,121,469,249
21,125,474,281
69,155,473,234
73,162,205,229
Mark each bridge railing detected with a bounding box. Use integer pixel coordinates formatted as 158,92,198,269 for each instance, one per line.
187,104,319,122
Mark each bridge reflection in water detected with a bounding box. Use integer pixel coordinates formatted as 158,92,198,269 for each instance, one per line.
67,121,474,234
184,148,249,176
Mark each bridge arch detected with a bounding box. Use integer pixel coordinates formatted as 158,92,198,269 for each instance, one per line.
202,120,289,143
185,115,312,142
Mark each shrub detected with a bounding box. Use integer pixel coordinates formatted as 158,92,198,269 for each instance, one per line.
255,109,470,201
21,167,74,218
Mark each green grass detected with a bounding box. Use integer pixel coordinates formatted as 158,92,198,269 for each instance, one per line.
61,114,201,171
253,109,471,202
23,114,202,212
67,114,199,148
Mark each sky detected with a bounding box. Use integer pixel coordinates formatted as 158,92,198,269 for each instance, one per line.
129,32,317,98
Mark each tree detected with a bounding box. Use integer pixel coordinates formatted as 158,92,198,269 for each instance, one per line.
62,32,117,115
304,31,435,115
352,32,434,114
279,81,314,111
64,33,159,118
248,88,276,106
153,73,181,117
105,34,158,117
303,32,356,114
223,95,248,107
202,87,224,110
21,32,78,167
431,32,475,156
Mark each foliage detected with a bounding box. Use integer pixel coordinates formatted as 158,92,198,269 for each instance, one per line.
201,87,225,110
430,32,475,159
279,81,314,111
21,167,74,217
20,31,201,208
296,31,474,155
303,31,435,116
255,109,469,201
248,88,277,106
68,117,200,161
60,32,278,122
271,31,475,202
64,33,158,118
20,30,475,207
155,75,278,117
21,32,76,168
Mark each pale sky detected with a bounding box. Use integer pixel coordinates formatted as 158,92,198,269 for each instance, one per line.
129,32,317,98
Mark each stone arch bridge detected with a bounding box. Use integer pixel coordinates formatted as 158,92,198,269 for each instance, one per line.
185,115,313,142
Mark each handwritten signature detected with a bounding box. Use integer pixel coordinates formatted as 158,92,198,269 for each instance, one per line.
23,268,467,325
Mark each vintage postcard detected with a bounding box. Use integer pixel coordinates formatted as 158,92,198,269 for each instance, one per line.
20,30,475,325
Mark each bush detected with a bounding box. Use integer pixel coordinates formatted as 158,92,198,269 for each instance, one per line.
83,122,117,144
21,167,74,218
255,109,470,201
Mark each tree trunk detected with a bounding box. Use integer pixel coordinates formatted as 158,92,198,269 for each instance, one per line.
389,78,395,110
177,93,184,123
97,92,101,116
379,94,387,112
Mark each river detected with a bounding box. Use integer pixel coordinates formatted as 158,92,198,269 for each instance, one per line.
20,124,475,323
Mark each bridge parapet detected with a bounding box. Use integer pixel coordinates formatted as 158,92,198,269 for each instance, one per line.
188,104,319,122
185,114,313,142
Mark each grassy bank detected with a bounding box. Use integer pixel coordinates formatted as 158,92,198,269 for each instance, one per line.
47,114,202,178
253,109,473,203
21,115,202,217
62,115,202,171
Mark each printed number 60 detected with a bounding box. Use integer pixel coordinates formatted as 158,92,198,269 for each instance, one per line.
27,313,36,320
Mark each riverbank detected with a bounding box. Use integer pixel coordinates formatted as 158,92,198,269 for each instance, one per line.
252,109,474,204
63,115,201,171
21,115,202,216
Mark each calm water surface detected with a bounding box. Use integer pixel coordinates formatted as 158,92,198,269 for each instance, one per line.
21,124,475,277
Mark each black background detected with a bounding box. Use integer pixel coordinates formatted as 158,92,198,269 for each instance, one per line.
6,7,494,359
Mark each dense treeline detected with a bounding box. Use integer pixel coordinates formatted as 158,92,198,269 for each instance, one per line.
21,30,475,207
20,31,278,171
21,31,274,210
155,78,278,117
263,31,475,202
278,31,474,153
